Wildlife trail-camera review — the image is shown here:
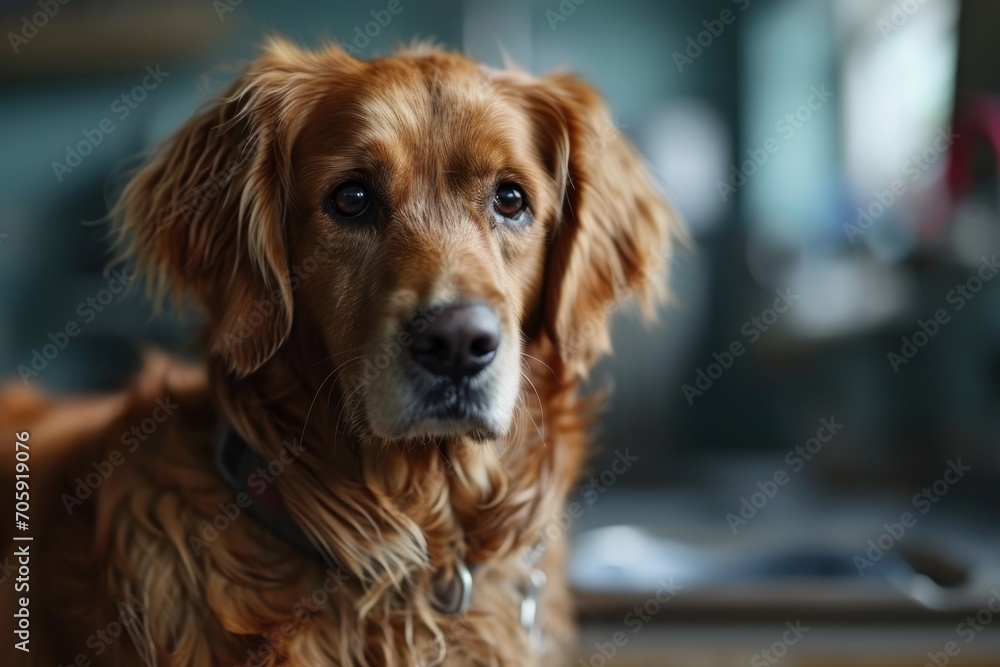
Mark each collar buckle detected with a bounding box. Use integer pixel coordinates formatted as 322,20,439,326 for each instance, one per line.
520,568,547,651
432,559,474,615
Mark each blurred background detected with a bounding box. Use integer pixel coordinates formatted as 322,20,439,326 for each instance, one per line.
3,0,1000,664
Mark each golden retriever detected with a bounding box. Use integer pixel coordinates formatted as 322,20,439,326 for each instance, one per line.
1,38,676,666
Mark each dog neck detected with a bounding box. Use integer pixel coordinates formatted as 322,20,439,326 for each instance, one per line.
206,330,590,611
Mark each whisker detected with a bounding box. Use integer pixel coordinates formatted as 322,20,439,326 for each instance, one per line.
300,355,368,446
300,369,340,446
520,351,558,379
519,360,547,448
330,365,372,454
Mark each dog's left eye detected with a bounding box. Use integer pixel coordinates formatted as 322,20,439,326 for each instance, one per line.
324,182,371,221
492,183,530,225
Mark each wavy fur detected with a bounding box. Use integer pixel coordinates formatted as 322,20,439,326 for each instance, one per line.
1,38,677,666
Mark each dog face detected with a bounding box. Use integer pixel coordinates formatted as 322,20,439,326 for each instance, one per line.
118,39,675,444
286,54,559,441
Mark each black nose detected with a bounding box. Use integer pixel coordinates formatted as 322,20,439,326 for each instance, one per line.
408,304,501,380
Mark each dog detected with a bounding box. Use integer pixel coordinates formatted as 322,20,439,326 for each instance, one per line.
1,38,677,666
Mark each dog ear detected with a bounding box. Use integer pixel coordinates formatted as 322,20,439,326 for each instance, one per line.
116,39,337,377
516,73,680,376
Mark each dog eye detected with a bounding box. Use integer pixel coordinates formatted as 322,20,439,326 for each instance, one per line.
493,183,529,223
326,182,370,219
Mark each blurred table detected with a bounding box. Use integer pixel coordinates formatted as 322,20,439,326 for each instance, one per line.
575,624,1000,666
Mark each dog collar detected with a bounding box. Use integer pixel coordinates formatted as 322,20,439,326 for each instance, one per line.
212,423,476,615
213,423,323,558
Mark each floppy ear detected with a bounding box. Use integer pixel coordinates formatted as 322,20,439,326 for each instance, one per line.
519,74,679,376
115,40,327,377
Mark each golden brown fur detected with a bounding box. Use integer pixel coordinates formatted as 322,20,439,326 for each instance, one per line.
1,38,676,666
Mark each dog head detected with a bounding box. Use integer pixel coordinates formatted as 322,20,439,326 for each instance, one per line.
117,38,677,444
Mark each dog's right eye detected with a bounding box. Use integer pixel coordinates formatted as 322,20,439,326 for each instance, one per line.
325,182,370,221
